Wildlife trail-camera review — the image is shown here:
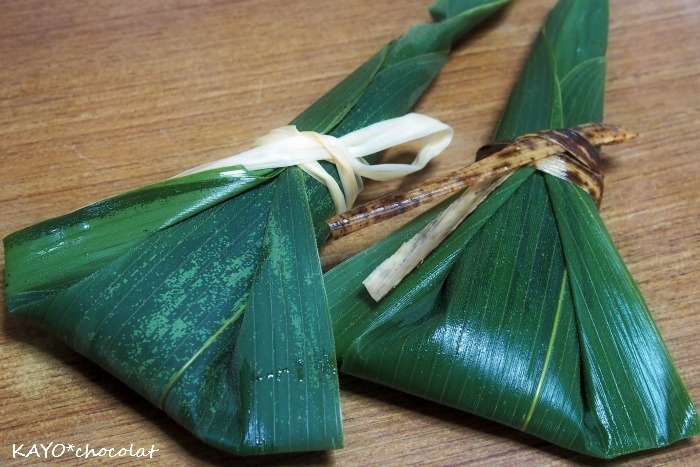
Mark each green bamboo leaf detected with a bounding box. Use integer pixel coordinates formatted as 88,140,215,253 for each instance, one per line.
225,167,342,453
494,31,561,137
3,0,510,455
326,0,700,458
327,167,535,358
4,167,280,306
560,57,606,127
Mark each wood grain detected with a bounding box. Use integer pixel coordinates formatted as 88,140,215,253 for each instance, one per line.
1,0,699,464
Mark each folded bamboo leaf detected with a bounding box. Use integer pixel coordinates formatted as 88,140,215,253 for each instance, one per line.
4,168,281,309
3,0,510,455
325,0,700,458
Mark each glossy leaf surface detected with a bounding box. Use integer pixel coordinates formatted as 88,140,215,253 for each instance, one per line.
326,0,700,458
3,0,510,455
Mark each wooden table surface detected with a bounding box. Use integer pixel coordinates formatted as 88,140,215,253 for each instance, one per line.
2,0,699,465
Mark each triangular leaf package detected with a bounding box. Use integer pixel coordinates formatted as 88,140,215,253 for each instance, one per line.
325,0,700,458
3,0,510,455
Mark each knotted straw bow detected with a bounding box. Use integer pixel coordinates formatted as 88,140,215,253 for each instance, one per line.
176,113,453,214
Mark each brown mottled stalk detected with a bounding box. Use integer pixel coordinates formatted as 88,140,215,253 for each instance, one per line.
326,122,636,239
